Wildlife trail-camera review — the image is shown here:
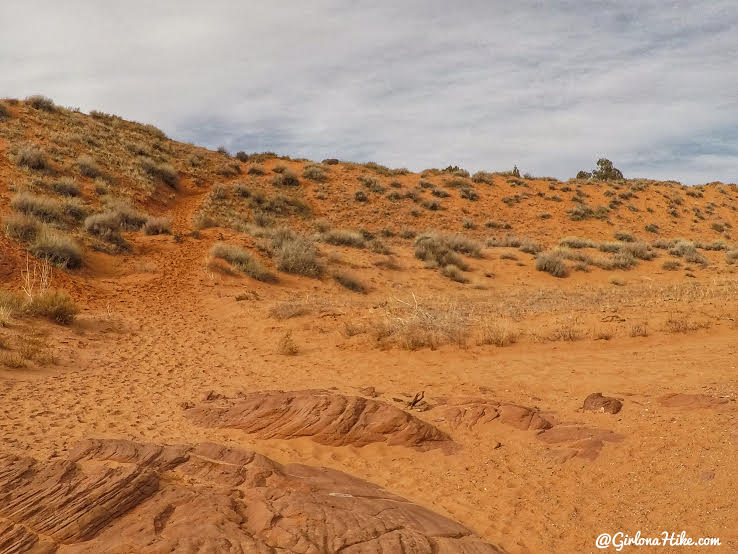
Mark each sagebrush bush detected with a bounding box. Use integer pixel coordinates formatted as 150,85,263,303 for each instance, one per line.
471,171,494,184
487,234,522,248
26,95,55,111
140,158,179,188
103,199,147,230
535,252,569,277
271,170,299,187
358,175,385,194
270,230,323,278
77,155,103,178
210,243,276,282
29,228,83,269
143,216,172,235
84,212,128,248
0,102,9,120
11,193,63,224
726,250,738,264
440,264,469,283
614,231,636,242
663,260,681,270
302,164,326,181
559,236,596,249
333,272,367,293
354,190,368,202
247,164,265,175
321,229,365,248
414,233,467,270
518,238,543,254
52,177,81,197
15,145,49,170
3,214,41,242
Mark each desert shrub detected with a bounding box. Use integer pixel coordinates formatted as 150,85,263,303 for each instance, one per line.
414,233,467,270
418,179,434,189
0,102,9,120
271,170,299,187
440,264,469,283
84,212,128,248
15,145,49,170
302,164,326,181
103,200,147,230
354,190,368,202
272,163,287,173
371,301,470,349
462,218,476,230
725,250,738,264
217,146,230,156
478,319,518,347
485,220,511,230
422,199,440,210
269,230,323,278
696,240,727,251
460,187,478,201
140,158,179,187
260,194,311,217
620,241,656,260
431,188,450,198
400,227,416,239
60,198,89,222
277,331,299,355
77,155,103,178
322,158,340,165
235,151,249,162
614,231,635,242
216,161,241,177
211,243,276,282
598,241,621,253
231,182,251,197
711,222,725,233
321,229,365,248
487,234,521,248
26,95,55,111
535,252,569,277
143,216,172,235
11,193,63,224
519,238,543,254
333,272,367,293
443,234,482,257
247,164,265,175
668,240,706,264
559,236,596,249
471,171,494,184
605,251,637,270
29,228,83,268
52,177,80,197
358,175,385,194
3,214,41,242
663,260,681,270
644,223,659,234
24,290,79,324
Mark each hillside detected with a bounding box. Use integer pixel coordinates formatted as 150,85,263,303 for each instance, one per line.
0,96,736,553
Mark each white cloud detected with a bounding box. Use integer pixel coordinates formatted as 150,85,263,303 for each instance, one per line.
1,0,736,184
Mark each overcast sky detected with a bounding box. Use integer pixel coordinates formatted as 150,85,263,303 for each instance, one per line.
2,1,737,184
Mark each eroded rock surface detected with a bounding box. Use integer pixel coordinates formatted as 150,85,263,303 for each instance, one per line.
658,393,730,409
0,439,503,553
185,389,453,450
537,426,624,460
434,398,553,431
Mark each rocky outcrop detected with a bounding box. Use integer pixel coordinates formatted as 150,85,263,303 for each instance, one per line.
185,389,454,450
583,393,623,414
0,439,503,553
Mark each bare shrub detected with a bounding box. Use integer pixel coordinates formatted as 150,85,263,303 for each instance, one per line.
15,145,49,170
26,95,56,111
535,251,569,277
478,319,518,346
277,331,299,355
143,216,172,235
140,158,179,187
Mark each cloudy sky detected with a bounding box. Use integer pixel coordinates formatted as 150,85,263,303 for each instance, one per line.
2,1,737,184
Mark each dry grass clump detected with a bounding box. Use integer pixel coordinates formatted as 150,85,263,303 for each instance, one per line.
210,243,276,283
30,228,83,269
518,238,543,255
471,171,494,184
24,290,79,324
662,260,681,270
535,251,569,277
0,102,10,120
440,264,469,283
84,212,129,249
478,319,518,346
77,155,104,178
414,233,467,270
269,229,323,278
486,234,522,248
559,236,596,249
725,250,738,264
333,272,367,293
247,164,265,175
320,229,366,248
3,214,42,242
51,177,81,197
15,145,49,171
140,158,179,188
668,240,707,264
302,164,326,181
143,216,172,235
664,317,709,334
103,199,147,230
269,298,313,319
26,95,56,111
271,170,300,187
372,298,470,350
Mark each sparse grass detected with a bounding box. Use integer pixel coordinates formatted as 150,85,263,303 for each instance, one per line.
535,251,569,277
518,238,543,255
333,272,367,293
664,317,709,334
320,229,365,248
269,299,312,320
629,323,648,337
210,243,276,282
559,236,596,249
52,177,81,197
662,260,681,270
478,319,518,346
143,216,172,235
